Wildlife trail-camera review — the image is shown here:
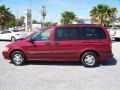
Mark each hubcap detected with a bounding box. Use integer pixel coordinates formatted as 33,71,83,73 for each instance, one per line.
84,55,95,66
13,54,23,65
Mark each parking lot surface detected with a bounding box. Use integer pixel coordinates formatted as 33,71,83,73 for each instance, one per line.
0,41,120,90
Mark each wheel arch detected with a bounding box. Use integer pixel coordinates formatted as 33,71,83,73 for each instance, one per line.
80,50,100,60
11,36,16,41
11,36,15,39
9,49,26,60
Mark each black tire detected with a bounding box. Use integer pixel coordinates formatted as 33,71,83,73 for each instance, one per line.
11,36,16,42
115,38,120,41
11,51,26,66
81,52,99,67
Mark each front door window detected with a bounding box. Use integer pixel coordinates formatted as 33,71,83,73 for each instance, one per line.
32,29,51,41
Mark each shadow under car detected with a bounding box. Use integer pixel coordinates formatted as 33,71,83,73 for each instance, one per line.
9,57,117,67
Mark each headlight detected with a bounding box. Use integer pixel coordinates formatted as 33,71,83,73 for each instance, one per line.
3,47,9,52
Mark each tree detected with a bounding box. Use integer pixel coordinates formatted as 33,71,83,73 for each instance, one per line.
61,11,76,24
20,16,25,26
52,22,57,26
32,19,39,24
0,5,16,30
44,22,58,28
90,4,117,26
16,16,25,27
116,17,120,21
74,17,85,24
6,14,16,28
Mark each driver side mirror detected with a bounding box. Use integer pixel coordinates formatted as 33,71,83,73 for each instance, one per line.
28,38,35,43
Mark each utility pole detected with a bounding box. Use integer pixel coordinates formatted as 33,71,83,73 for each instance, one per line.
25,0,32,31
30,0,32,31
16,10,19,28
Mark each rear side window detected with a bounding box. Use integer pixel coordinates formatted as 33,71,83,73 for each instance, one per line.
55,27,80,41
54,27,106,41
80,27,106,40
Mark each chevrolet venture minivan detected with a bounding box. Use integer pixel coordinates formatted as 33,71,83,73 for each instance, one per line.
2,24,113,67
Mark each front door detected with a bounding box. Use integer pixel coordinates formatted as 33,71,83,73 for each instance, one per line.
22,29,52,60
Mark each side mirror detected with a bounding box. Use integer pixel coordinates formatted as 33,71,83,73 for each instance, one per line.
28,38,35,43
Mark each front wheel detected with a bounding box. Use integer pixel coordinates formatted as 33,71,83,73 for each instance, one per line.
11,51,26,66
81,52,99,67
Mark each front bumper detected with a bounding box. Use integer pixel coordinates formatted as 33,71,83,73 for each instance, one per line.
2,51,10,60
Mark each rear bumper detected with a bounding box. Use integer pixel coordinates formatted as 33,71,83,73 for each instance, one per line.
2,51,10,60
99,51,113,61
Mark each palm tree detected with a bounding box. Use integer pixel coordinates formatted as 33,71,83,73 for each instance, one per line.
74,17,85,24
61,11,76,24
0,5,16,30
90,4,117,26
106,7,117,26
6,13,16,28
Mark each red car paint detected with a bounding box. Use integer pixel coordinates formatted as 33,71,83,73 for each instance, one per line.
2,24,113,62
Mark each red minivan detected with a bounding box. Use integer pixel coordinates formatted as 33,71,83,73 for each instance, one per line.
2,24,113,67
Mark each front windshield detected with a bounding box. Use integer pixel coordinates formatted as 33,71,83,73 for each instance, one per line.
32,29,51,41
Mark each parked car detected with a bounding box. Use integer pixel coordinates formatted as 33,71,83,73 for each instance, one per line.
0,30,27,41
2,24,113,67
109,27,120,41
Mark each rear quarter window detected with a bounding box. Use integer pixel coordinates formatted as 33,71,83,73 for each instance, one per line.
80,27,107,40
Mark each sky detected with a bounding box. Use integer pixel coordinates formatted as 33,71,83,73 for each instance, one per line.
0,0,120,23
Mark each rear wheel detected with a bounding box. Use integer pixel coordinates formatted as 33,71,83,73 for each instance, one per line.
81,52,99,67
115,38,120,41
11,51,26,66
11,36,16,42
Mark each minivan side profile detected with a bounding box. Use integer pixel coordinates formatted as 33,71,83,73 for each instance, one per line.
2,24,113,67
